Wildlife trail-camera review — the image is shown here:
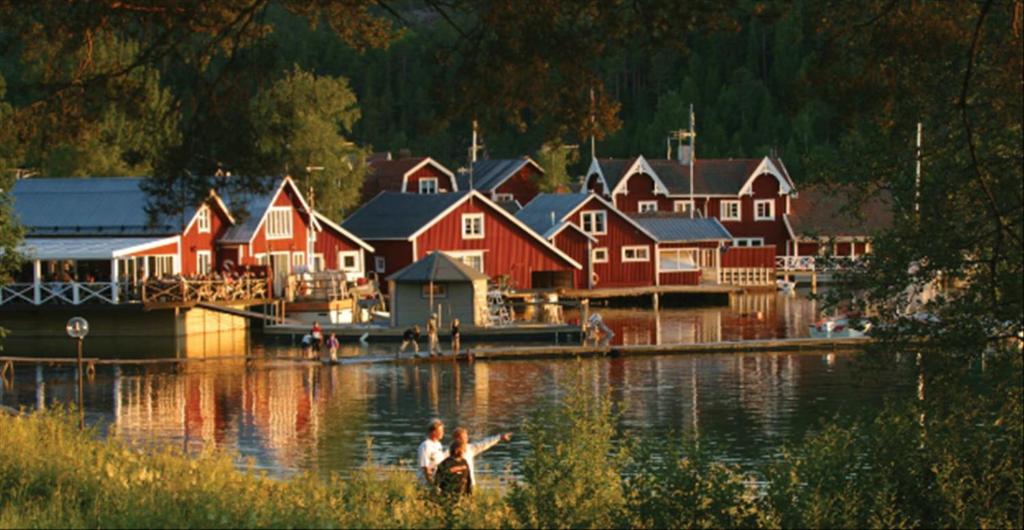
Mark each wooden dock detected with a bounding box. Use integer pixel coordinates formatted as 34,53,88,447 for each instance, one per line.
558,284,744,299
261,322,584,343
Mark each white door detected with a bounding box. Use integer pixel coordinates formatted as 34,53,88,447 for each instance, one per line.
270,252,291,297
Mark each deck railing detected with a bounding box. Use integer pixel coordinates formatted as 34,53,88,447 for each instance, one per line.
141,277,269,304
775,255,860,272
0,281,122,306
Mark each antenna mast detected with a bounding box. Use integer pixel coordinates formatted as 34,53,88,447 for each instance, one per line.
589,87,596,160
915,122,922,218
666,104,697,218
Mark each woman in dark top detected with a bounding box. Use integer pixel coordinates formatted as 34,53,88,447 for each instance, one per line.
398,325,421,356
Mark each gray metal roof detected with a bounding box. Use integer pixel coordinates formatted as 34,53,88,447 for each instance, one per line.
631,216,733,243
219,180,282,243
387,251,488,282
11,177,197,236
18,237,174,260
457,158,543,192
341,191,468,240
515,193,589,235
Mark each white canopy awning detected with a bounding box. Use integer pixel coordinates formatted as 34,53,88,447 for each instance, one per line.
18,236,178,261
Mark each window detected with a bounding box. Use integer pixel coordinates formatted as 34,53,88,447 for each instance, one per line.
592,247,609,263
720,200,741,221
673,200,698,215
446,251,485,273
374,256,386,273
733,238,764,247
754,199,775,221
292,252,305,267
494,193,514,202
419,178,438,194
266,207,293,239
312,254,325,272
461,213,485,239
421,283,448,299
196,251,212,275
196,206,211,233
338,251,360,272
146,256,175,278
580,210,607,235
622,246,650,262
659,249,698,271
638,201,658,213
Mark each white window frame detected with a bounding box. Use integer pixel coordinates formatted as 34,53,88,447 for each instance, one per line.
721,200,741,221
658,248,698,271
445,250,485,273
196,206,211,233
580,210,607,235
673,200,694,213
461,213,485,239
754,199,775,221
338,251,361,272
592,247,609,263
638,201,658,213
419,178,438,194
312,253,325,272
621,245,650,263
493,192,515,202
733,237,765,247
374,256,386,273
266,207,293,239
196,250,212,275
291,252,305,268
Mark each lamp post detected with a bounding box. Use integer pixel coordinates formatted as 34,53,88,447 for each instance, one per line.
65,317,89,429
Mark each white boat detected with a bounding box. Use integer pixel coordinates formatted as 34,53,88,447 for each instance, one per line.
776,279,796,293
808,316,871,338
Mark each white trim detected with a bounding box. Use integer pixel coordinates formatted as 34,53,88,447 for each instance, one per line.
738,157,794,196
418,177,439,194
338,250,361,272
112,235,181,258
754,199,775,221
405,190,583,270
196,250,212,275
312,211,375,252
552,193,659,243
265,206,293,239
732,237,764,247
720,200,741,221
609,155,669,196
400,157,458,192
312,253,325,272
444,250,485,273
546,222,598,243
638,200,658,213
621,245,650,263
291,252,306,266
658,248,699,271
585,158,611,195
196,205,211,233
243,176,315,245
592,247,609,263
461,213,485,239
673,200,695,214
580,210,608,236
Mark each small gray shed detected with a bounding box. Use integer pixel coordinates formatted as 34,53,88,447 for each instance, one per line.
387,252,489,328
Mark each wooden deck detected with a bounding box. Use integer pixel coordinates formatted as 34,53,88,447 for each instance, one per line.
557,284,745,300
262,322,584,343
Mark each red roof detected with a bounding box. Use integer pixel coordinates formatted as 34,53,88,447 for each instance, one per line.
787,184,893,238
362,157,430,199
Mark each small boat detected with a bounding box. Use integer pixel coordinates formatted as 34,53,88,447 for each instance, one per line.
776,279,796,293
808,315,871,338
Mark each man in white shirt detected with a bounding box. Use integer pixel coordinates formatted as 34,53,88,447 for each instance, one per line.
451,427,512,492
417,418,448,485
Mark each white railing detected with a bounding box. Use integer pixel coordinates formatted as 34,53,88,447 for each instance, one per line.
0,281,125,306
719,268,775,286
776,256,816,271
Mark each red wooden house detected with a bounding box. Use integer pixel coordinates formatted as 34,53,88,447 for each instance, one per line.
784,184,892,259
517,193,659,288
340,190,582,290
632,216,733,285
457,157,545,207
584,154,797,252
360,156,457,203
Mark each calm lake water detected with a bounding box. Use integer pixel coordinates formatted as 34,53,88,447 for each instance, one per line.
1,291,915,480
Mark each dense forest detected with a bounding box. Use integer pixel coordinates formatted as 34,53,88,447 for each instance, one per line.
0,1,838,218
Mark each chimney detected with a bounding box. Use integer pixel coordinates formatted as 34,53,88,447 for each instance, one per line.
678,145,693,165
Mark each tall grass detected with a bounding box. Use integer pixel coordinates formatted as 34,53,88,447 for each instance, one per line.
1,354,1020,529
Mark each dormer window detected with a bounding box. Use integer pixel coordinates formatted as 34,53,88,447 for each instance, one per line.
419,178,438,194
754,199,775,221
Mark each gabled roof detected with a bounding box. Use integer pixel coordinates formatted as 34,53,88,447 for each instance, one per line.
362,157,456,197
387,251,488,283
786,184,893,239
517,192,658,243
343,190,582,269
220,177,313,244
586,156,666,196
631,215,733,243
644,157,794,196
457,157,544,192
312,211,375,252
341,191,468,240
11,177,201,236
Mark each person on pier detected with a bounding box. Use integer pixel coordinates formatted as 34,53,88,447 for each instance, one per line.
427,315,441,356
399,325,421,357
325,333,340,363
417,418,448,486
450,427,512,494
450,318,461,356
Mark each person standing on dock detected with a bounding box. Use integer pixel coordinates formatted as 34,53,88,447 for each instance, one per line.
399,325,421,357
451,427,512,494
418,418,448,486
427,315,441,356
450,318,461,356
326,333,340,363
